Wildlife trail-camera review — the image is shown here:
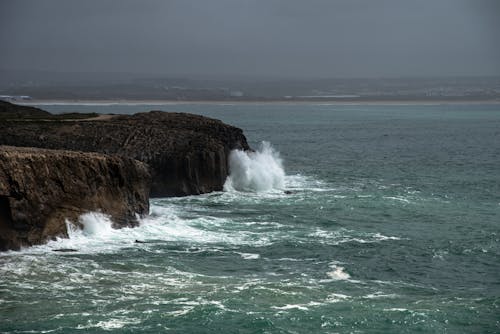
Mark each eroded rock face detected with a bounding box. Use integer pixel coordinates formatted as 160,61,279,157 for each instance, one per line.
0,108,250,197
0,146,150,251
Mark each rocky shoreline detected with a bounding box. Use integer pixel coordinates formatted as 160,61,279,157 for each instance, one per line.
0,146,150,250
0,101,250,250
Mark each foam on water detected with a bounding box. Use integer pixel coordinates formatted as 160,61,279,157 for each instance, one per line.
17,203,276,254
272,304,310,311
224,141,285,192
46,212,134,252
308,228,402,246
326,263,351,280
237,252,260,260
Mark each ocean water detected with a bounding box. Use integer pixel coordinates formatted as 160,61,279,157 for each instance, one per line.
1,103,499,333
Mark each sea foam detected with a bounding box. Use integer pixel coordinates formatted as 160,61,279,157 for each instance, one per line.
76,212,114,237
326,263,351,280
23,203,273,254
224,141,285,192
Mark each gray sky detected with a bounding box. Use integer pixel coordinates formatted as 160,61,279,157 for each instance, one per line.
1,0,499,78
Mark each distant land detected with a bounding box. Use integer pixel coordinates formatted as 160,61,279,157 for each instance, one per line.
1,70,499,103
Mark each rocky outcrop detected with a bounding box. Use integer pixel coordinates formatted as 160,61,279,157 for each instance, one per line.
0,146,150,251
0,100,98,120
0,105,250,197
0,100,51,119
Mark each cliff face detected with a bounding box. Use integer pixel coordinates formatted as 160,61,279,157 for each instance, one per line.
0,146,150,251
0,109,250,197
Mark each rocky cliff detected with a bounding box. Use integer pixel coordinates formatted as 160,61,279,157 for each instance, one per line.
0,146,150,251
0,103,250,197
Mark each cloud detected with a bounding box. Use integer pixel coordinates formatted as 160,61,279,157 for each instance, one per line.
0,0,498,77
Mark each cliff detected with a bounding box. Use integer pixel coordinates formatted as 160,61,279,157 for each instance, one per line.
0,105,250,197
0,146,150,251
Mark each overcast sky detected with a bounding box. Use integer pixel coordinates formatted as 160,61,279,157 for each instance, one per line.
1,0,499,78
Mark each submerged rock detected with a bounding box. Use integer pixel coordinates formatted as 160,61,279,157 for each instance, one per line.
0,102,250,197
0,146,150,251
52,248,78,252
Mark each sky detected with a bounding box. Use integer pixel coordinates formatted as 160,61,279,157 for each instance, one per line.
1,0,499,79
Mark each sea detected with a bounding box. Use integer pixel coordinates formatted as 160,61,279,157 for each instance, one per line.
1,102,499,333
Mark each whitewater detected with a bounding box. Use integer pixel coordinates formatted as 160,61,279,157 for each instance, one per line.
1,103,499,333
12,142,315,254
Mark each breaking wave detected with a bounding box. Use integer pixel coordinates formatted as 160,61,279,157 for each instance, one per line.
20,203,275,254
71,212,114,237
224,141,285,192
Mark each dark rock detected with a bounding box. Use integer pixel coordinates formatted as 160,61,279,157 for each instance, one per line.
0,146,150,251
52,248,78,252
0,100,51,119
0,100,98,120
0,106,250,197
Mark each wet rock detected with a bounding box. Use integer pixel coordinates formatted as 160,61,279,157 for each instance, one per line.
0,146,150,251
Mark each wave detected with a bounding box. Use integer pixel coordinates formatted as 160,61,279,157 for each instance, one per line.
326,263,351,280
12,203,275,254
224,141,285,192
69,212,114,237
308,228,403,246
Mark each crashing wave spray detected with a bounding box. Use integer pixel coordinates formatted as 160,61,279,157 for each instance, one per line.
224,141,285,192
66,212,114,238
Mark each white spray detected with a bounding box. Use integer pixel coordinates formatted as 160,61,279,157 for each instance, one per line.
224,141,285,192
62,212,115,250
78,212,114,236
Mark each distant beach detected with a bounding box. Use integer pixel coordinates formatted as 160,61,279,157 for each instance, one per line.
17,98,500,107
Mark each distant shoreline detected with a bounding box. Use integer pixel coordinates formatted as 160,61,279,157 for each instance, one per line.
14,98,500,106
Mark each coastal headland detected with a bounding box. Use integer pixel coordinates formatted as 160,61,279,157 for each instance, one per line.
0,100,251,250
0,100,250,197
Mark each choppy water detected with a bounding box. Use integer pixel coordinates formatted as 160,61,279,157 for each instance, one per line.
1,103,499,333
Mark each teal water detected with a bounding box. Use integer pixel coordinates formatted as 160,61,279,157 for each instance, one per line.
1,103,499,333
